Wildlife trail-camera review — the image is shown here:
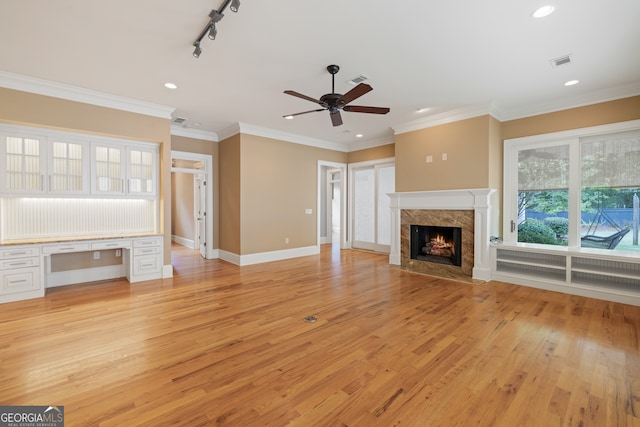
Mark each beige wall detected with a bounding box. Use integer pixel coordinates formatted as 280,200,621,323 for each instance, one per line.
395,115,494,192
239,134,347,255
219,134,241,254
171,171,195,243
0,87,173,266
501,96,640,140
348,143,395,163
171,135,220,249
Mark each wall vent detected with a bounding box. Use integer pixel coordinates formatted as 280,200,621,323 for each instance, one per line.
346,74,369,85
173,117,187,124
550,54,572,67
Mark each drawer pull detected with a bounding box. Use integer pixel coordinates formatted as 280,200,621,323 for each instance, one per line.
105,243,119,247
141,262,154,268
8,262,28,267
58,247,76,251
141,249,153,253
8,251,29,256
9,279,28,284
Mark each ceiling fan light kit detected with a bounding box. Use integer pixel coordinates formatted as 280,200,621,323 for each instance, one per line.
283,65,390,127
192,0,240,58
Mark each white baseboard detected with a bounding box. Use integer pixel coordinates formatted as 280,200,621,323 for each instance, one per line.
218,245,320,266
172,235,195,249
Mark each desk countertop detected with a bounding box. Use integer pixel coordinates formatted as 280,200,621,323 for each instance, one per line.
0,233,163,247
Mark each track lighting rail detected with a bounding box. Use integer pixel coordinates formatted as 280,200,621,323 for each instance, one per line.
192,0,240,58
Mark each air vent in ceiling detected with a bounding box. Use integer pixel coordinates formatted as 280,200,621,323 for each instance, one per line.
346,74,369,85
550,54,572,68
173,117,187,124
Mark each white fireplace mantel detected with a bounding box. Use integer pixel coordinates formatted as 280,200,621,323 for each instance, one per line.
388,188,496,281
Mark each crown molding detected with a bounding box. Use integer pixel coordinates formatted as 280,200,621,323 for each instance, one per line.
346,135,395,152
218,122,348,152
498,82,640,121
170,125,218,142
392,104,496,135
0,70,175,119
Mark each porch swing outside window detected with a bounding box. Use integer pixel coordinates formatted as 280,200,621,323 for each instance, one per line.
505,122,640,253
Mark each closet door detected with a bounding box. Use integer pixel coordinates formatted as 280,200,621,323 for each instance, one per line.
351,161,395,253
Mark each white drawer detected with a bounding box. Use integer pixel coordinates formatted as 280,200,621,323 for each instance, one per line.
0,257,40,270
41,243,91,254
134,246,161,256
91,239,131,250
1,267,41,295
133,237,162,248
133,254,162,276
0,247,40,259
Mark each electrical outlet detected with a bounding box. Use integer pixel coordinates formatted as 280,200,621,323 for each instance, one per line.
93,251,100,260
115,249,121,257
426,155,433,163
285,237,289,244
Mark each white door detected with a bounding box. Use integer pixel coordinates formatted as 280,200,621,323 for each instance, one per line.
195,175,207,258
351,162,395,253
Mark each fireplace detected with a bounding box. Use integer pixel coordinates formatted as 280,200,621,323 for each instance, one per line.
388,189,495,281
410,225,462,266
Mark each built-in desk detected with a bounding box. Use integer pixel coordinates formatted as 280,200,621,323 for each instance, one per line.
0,235,163,304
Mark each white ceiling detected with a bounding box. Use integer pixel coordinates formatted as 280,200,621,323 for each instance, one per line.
1,1,639,150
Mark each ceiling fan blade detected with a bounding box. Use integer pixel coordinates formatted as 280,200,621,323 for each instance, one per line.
283,108,325,118
283,90,323,105
337,83,372,105
343,105,390,114
330,110,343,127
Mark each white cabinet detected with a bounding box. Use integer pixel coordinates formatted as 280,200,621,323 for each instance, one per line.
492,244,640,306
127,147,156,196
129,237,163,282
92,143,124,195
0,131,46,194
92,143,158,197
1,124,157,199
0,245,44,303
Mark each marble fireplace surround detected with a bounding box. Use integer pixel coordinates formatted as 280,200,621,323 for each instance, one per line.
389,189,495,282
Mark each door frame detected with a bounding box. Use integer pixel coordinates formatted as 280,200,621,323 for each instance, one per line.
317,161,347,250
171,150,215,259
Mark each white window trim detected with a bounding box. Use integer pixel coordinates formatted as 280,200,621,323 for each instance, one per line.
503,119,640,249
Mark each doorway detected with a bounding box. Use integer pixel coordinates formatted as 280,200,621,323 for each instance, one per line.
171,151,214,259
318,161,347,249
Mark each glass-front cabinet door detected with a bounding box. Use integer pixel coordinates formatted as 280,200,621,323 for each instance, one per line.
128,147,155,195
50,140,88,194
0,133,45,194
93,144,124,194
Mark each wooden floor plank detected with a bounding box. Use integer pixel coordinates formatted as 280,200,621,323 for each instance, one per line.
1,243,639,426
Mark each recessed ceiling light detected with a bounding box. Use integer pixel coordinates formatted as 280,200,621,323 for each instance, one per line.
193,122,201,127
532,5,555,18
564,79,579,86
164,82,178,89
416,107,429,113
284,115,294,120
356,134,363,138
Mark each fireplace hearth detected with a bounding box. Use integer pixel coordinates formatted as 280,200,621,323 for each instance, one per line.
410,225,462,266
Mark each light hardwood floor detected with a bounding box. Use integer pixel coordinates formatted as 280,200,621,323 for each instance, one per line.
1,243,639,426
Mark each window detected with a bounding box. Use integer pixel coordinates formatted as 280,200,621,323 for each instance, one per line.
504,121,640,253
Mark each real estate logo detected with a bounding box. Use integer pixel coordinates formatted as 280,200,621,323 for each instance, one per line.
0,406,64,427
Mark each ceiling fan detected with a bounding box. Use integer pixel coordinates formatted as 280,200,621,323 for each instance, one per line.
283,65,390,127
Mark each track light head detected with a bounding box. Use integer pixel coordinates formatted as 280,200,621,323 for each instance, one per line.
209,9,224,22
193,42,202,58
230,0,240,13
207,23,217,40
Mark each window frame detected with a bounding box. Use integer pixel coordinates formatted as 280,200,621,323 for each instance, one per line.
503,119,640,250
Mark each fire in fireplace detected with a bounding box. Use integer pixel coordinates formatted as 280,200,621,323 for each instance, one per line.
410,225,462,267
